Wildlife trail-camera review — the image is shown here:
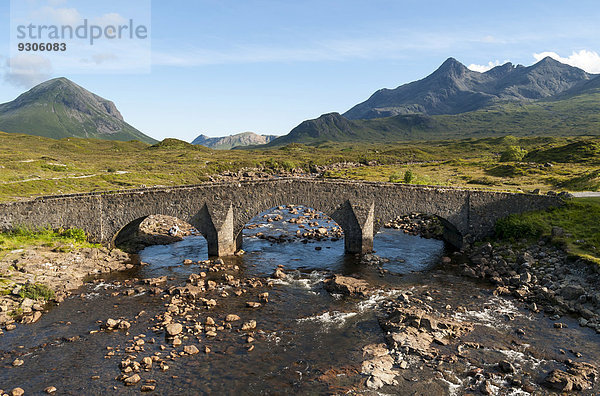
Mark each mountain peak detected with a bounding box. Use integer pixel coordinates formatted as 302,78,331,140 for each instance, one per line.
435,57,468,74
530,56,580,72
484,62,515,78
536,56,562,65
0,78,156,143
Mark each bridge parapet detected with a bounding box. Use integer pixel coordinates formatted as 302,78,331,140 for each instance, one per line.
0,178,564,256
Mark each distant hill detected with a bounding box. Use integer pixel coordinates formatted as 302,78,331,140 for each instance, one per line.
0,78,156,144
192,132,277,149
344,57,593,120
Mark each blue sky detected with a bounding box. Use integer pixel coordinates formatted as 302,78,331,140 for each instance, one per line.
1,0,600,141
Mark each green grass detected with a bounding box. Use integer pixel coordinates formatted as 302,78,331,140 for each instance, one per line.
0,227,98,252
0,132,598,202
495,197,600,264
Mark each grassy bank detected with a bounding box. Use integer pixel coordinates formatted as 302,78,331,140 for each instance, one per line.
495,197,600,265
0,227,99,254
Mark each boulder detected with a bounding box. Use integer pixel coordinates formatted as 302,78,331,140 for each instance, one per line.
324,274,370,297
560,284,586,300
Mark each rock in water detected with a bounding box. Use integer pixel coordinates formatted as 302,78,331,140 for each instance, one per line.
241,320,257,331
324,274,370,297
165,323,183,336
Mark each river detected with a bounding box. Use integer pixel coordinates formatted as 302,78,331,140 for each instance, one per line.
1,206,599,395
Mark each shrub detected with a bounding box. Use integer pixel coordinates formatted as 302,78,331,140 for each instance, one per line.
280,160,298,172
19,283,54,301
495,215,545,240
403,169,415,184
60,228,87,243
500,146,527,162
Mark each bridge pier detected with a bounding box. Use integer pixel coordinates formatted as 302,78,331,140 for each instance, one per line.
194,203,239,257
339,200,375,254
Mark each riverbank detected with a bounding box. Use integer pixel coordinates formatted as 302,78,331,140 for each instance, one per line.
0,237,135,331
461,239,600,334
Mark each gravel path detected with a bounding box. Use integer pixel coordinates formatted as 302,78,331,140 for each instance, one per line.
572,192,600,197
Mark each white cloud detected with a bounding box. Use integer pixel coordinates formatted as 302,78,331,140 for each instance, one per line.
467,60,508,73
152,34,459,67
47,0,68,6
533,50,600,73
4,54,53,88
92,12,127,27
32,6,82,25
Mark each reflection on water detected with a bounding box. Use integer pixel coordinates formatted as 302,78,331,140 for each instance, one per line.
138,221,446,279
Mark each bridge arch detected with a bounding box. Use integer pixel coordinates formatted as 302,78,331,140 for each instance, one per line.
113,214,201,253
376,212,464,248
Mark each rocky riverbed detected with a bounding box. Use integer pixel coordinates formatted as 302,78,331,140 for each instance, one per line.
1,209,599,395
246,204,344,243
384,213,445,239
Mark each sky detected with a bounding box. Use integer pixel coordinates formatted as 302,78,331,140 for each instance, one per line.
1,0,600,142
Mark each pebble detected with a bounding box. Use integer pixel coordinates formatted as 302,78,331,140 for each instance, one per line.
259,292,269,303
44,386,57,394
142,357,153,368
242,320,257,331
11,388,25,396
12,358,24,367
124,374,141,386
184,345,200,355
272,268,286,279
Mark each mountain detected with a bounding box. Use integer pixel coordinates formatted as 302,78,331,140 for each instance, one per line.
192,132,277,149
267,75,600,146
0,78,156,144
344,57,593,120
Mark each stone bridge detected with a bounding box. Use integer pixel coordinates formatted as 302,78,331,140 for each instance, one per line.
0,178,563,256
